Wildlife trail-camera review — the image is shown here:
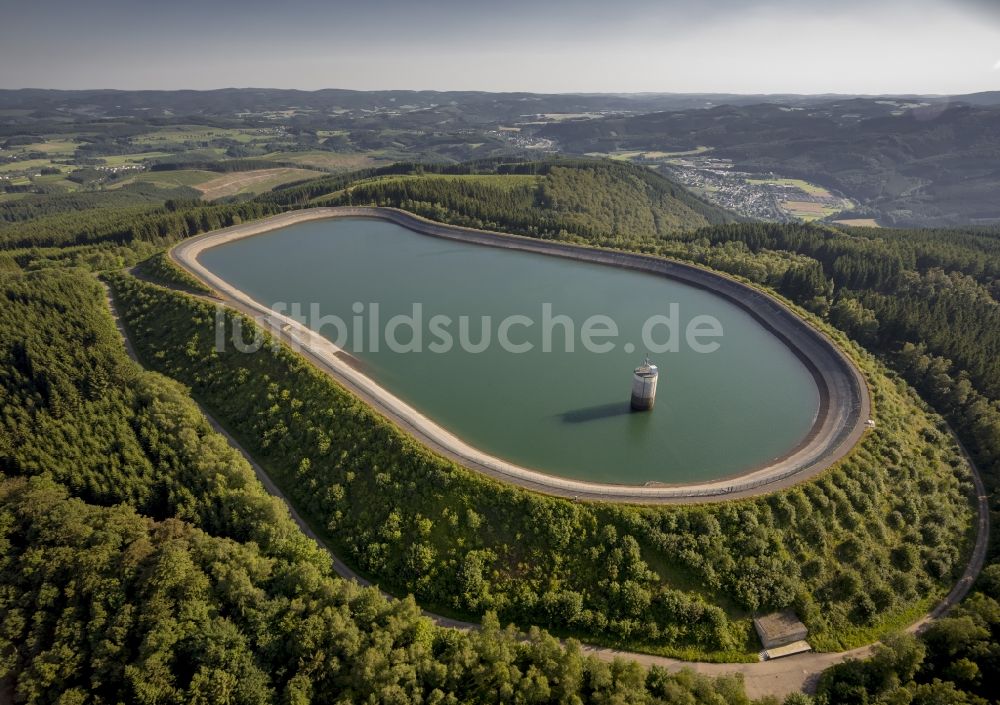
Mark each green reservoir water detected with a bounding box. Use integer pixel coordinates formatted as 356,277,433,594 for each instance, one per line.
199,218,821,484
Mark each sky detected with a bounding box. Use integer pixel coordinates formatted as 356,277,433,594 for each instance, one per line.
1,0,999,94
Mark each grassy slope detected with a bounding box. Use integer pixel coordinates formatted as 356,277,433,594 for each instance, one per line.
112,168,325,200
111,235,975,660
196,168,325,200
112,169,219,189
319,160,733,237
266,150,392,171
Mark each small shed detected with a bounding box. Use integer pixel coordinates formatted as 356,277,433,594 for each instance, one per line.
753,609,808,650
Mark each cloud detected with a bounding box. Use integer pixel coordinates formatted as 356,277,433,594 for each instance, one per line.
964,0,1000,17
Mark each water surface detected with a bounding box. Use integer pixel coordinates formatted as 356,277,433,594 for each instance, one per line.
200,218,820,484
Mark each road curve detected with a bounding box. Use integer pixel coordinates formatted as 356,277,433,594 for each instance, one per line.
171,206,872,504
103,272,988,699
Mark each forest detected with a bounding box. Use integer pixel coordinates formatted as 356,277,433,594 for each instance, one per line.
0,268,765,704
316,159,732,236
0,157,998,703
302,165,1000,522
537,101,1000,227
306,162,1000,701
107,269,973,661
0,199,280,250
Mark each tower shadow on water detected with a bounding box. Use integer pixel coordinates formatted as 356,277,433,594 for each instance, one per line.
557,402,634,424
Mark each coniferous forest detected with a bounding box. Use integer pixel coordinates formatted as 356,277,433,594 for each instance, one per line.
4,270,756,703
1,158,999,704
106,270,971,661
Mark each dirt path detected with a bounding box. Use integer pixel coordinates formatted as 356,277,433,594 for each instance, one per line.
103,260,990,699
196,168,322,200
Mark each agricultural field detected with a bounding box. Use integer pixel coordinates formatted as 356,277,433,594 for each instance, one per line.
195,167,324,199
784,201,828,218
834,218,882,227
130,125,283,146
588,146,714,161
262,150,392,171
30,170,80,191
10,139,80,155
0,120,342,206
111,167,325,200
0,158,53,174
783,201,849,222
98,152,174,166
110,169,219,190
0,134,184,196
746,177,830,196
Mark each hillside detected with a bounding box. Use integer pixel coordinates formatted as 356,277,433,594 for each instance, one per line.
1,268,764,703
112,262,976,661
0,158,998,702
539,101,1000,227
4,88,997,226
0,88,880,123
318,159,734,240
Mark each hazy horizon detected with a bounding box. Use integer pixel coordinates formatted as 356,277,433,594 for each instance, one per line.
2,0,999,94
0,86,995,98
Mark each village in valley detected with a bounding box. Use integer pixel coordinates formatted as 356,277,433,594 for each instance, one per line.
584,147,857,223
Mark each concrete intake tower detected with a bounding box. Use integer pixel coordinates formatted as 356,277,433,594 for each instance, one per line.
631,357,659,411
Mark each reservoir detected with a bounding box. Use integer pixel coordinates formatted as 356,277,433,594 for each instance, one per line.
198,217,822,485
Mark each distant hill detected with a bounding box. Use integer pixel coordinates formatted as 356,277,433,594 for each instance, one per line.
0,88,761,126
0,88,870,120
318,159,735,241
540,100,1000,227
3,88,995,226
952,91,1000,107
0,88,961,126
4,87,982,119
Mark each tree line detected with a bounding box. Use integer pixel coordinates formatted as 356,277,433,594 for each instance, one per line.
0,267,768,704
109,264,971,660
3,158,999,702
0,199,279,250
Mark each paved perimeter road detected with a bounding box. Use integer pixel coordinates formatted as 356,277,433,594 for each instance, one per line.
111,230,987,699
587,423,990,697
171,207,872,505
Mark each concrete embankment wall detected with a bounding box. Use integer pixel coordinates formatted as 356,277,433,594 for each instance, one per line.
170,206,870,503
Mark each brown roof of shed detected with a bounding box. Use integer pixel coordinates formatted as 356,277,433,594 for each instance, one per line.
753,609,807,642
